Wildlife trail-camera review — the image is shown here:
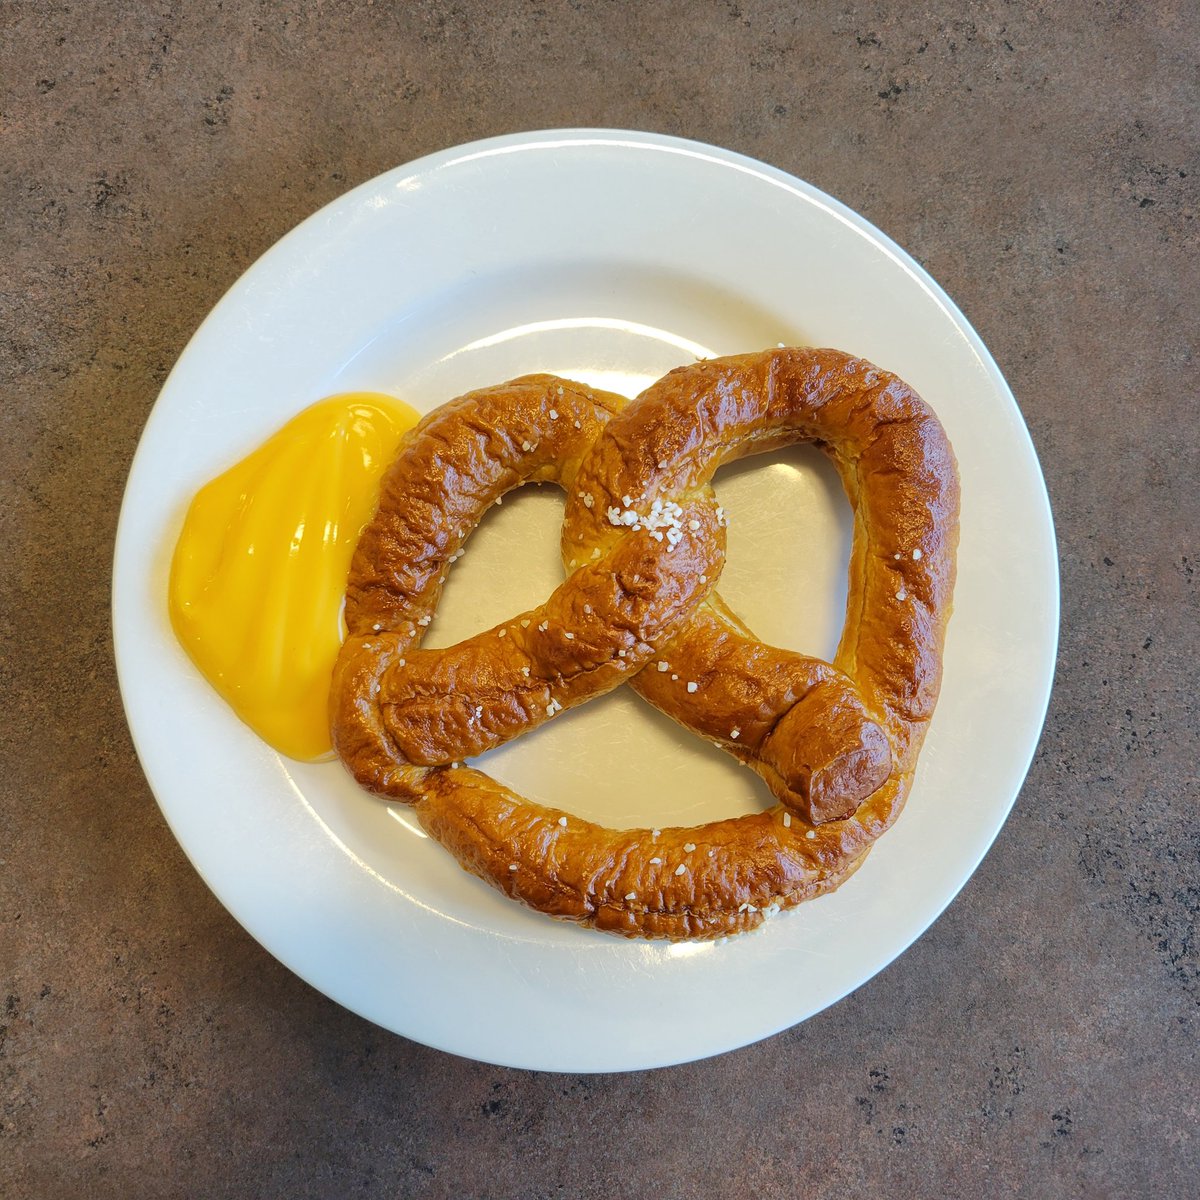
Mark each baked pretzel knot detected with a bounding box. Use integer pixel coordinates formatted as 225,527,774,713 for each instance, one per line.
331,348,959,940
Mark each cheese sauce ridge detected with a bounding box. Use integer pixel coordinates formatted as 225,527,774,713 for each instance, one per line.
168,392,419,761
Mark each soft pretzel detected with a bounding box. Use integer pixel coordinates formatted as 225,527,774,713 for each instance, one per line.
331,349,959,940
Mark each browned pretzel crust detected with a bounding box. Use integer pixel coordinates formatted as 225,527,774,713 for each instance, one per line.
330,349,959,940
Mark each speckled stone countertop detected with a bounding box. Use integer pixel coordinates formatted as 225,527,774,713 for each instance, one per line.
3,3,1196,1197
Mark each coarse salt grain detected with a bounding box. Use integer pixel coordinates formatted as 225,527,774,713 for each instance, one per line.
674,864,687,876
658,459,668,468
683,842,696,852
549,409,558,420
687,681,698,693
522,441,532,451
509,863,518,871
913,548,923,560
730,728,740,740
805,830,817,840
520,666,530,676
783,812,792,828
624,892,637,901
558,816,567,827
657,661,669,672
896,588,908,601
565,632,574,640
521,619,530,628
417,615,431,626
498,628,506,637
649,857,661,865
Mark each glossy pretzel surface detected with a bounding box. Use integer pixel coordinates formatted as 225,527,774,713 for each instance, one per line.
331,349,959,939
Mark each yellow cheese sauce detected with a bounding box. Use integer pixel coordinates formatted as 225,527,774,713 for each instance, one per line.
168,392,419,761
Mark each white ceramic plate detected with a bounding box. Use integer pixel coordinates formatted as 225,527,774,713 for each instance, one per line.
113,130,1058,1072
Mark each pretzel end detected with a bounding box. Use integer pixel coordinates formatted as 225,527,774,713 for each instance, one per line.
758,683,892,824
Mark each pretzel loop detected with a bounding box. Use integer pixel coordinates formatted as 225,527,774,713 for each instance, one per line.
331,348,959,940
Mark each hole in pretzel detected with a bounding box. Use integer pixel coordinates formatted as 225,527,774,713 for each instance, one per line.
712,444,852,663
480,687,768,828
422,483,567,649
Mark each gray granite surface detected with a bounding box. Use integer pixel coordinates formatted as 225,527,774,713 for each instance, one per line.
2,2,1197,1196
